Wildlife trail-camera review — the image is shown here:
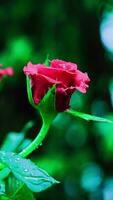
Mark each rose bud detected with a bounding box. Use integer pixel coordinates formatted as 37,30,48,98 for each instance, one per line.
23,59,90,112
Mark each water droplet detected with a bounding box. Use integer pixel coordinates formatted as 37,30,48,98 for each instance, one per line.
15,158,20,161
24,169,28,172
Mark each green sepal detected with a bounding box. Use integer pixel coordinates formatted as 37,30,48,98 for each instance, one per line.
26,74,57,121
44,54,49,66
26,76,37,109
38,85,57,121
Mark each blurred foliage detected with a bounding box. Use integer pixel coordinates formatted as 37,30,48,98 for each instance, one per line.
0,0,113,199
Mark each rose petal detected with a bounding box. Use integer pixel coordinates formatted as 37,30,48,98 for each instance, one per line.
30,74,59,105
75,70,90,93
51,59,77,72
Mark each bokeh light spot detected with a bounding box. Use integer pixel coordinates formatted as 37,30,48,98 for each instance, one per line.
100,12,113,54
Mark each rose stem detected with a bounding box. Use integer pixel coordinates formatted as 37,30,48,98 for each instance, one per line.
19,115,54,158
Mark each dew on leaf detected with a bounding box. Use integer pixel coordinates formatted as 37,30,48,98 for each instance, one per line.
15,157,20,161
24,169,28,172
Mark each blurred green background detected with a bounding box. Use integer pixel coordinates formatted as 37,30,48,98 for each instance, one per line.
0,0,113,199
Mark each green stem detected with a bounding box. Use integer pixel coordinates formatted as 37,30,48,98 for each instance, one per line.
19,116,53,158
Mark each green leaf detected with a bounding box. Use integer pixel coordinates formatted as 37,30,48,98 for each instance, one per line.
1,121,34,153
0,196,8,200
5,174,23,198
0,180,5,195
21,121,34,135
0,163,6,171
0,168,10,180
13,185,35,200
18,139,32,152
5,174,35,200
0,132,24,152
0,152,59,193
67,109,113,123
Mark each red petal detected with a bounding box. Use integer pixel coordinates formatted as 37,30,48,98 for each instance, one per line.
51,59,77,72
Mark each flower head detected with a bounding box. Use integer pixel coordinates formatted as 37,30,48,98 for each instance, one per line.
23,59,90,112
0,65,14,80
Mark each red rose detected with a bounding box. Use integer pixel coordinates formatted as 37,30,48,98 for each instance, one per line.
23,59,90,112
0,65,14,80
